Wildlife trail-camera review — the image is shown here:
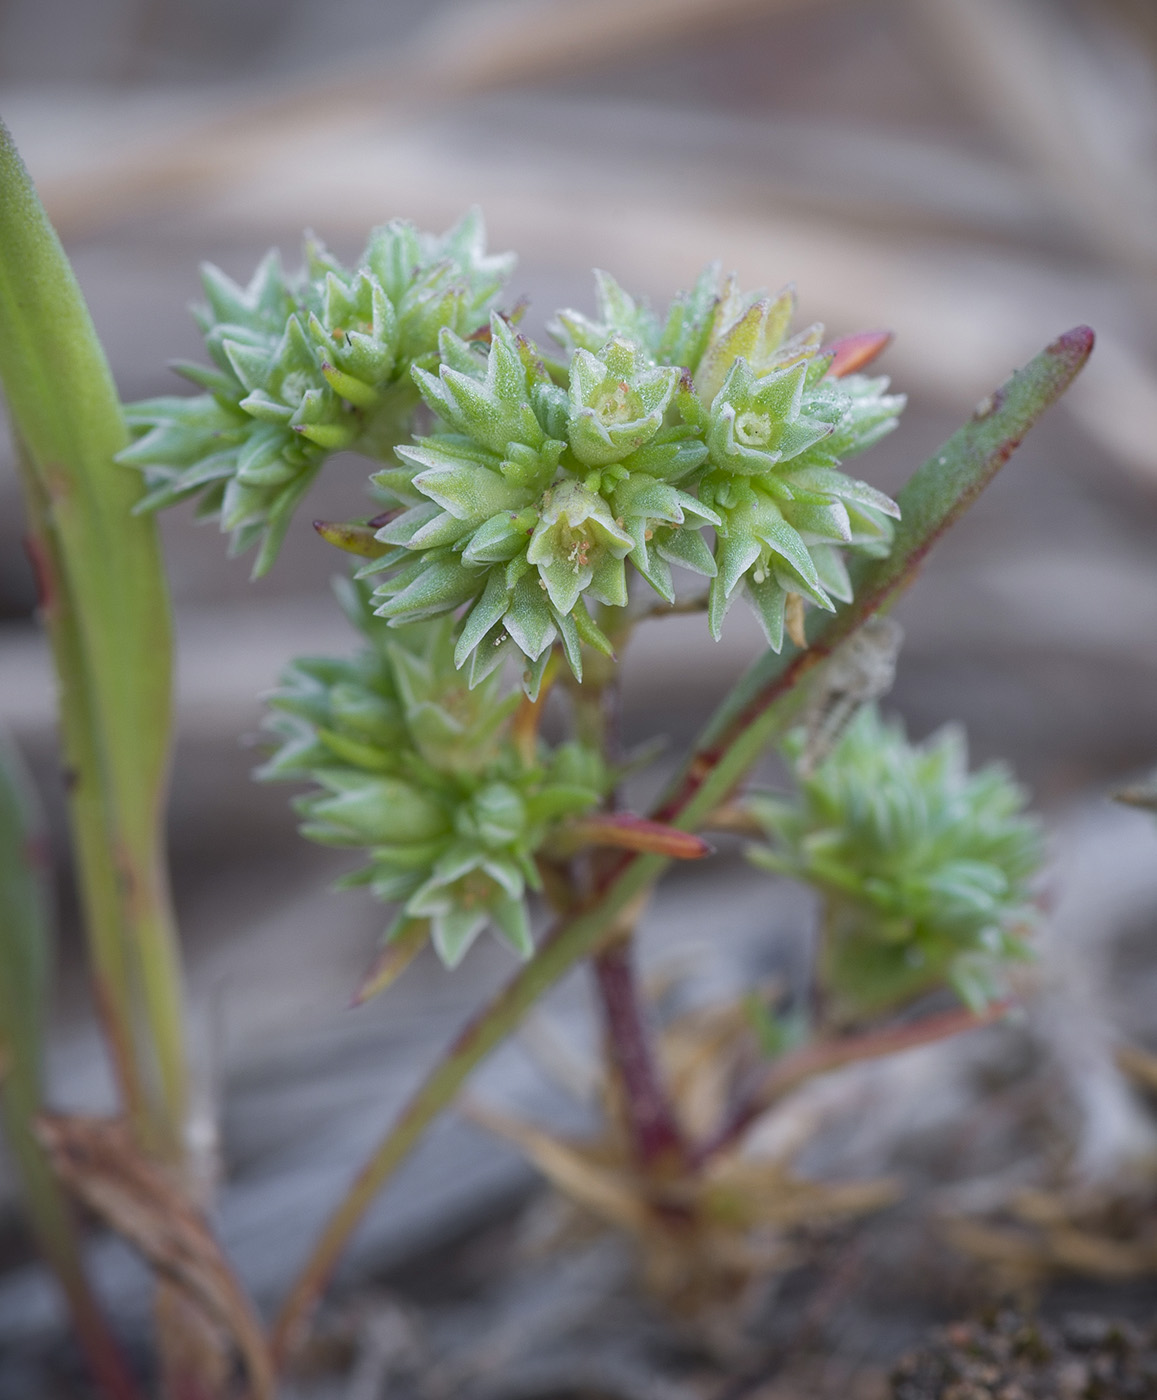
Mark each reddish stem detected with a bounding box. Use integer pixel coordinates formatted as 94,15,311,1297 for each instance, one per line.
592,939,686,1172
69,1292,143,1400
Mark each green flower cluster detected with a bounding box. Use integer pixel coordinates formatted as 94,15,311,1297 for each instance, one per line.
120,212,514,574
122,221,904,686
360,265,904,688
748,705,1042,1022
261,580,609,968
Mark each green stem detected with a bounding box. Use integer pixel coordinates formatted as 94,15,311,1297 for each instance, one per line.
271,856,657,1366
0,1076,144,1400
0,742,143,1400
272,326,1094,1362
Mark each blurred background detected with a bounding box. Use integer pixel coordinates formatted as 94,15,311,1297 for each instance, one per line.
1,0,1157,1389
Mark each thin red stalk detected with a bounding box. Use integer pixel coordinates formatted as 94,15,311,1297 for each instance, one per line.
67,1287,143,1400
575,628,688,1176
592,939,687,1171
695,999,1013,1165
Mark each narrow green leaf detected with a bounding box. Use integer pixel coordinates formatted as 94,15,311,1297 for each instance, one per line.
0,122,187,1149
350,918,430,1007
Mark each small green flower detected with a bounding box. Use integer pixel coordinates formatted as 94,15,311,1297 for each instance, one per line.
550,269,664,361
700,355,903,647
566,335,680,467
262,580,609,970
694,277,802,404
706,357,831,475
748,705,1042,1023
552,266,904,650
527,480,634,613
550,263,725,375
120,211,514,574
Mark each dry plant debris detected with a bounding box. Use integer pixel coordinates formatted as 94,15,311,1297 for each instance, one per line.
35,1115,273,1399
470,987,900,1328
942,1041,1157,1292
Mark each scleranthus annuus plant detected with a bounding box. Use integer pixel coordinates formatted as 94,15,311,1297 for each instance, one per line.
121,221,1038,1310
123,217,917,983
0,122,1093,1399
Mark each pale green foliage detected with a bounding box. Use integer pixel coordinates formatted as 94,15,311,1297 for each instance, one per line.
122,223,902,676
699,358,901,647
364,265,903,687
748,705,1042,1021
117,213,911,983
121,211,514,574
362,312,716,691
262,580,609,968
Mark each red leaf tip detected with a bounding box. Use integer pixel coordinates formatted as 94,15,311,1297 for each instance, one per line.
824,330,893,379
571,813,713,860
1050,325,1095,362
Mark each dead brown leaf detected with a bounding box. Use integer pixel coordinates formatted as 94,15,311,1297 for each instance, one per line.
36,1115,274,1400
946,1182,1157,1288
467,985,896,1325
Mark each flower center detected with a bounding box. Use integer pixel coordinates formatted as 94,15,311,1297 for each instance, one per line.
567,536,592,571
734,410,773,447
280,370,313,405
457,871,494,910
594,380,635,426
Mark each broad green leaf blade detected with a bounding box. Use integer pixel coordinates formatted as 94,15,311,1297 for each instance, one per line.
0,122,187,1147
0,740,142,1400
272,326,1093,1360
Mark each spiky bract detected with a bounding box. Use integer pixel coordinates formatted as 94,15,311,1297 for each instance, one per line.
120,212,514,574
361,265,902,685
748,705,1042,1021
261,580,608,969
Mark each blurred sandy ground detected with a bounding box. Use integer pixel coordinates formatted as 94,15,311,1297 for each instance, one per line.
1,0,1157,1343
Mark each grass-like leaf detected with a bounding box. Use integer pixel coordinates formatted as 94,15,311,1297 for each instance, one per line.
0,122,187,1148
